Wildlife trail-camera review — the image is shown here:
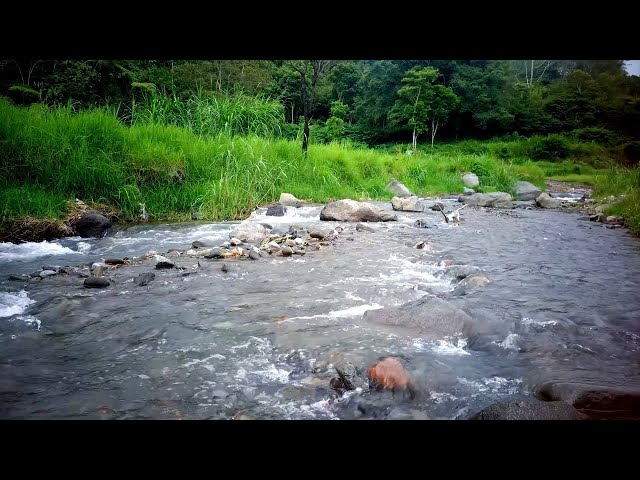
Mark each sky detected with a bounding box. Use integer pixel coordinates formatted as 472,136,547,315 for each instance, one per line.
624,60,640,76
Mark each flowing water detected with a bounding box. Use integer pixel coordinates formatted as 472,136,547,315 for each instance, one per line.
1,199,639,419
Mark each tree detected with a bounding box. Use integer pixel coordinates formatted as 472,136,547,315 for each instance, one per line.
391,67,460,150
291,60,338,154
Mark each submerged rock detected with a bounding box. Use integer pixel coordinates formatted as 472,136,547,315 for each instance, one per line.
84,277,111,289
135,272,155,286
387,179,413,198
391,196,424,212
429,201,445,211
320,199,397,222
356,223,375,232
74,212,110,238
362,294,473,340
470,399,586,420
443,264,481,282
192,240,208,249
266,204,286,216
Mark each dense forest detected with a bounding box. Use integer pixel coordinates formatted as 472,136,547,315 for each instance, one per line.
1,59,639,238
1,59,638,147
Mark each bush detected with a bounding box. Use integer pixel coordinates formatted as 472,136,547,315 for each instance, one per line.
570,127,623,147
529,134,571,161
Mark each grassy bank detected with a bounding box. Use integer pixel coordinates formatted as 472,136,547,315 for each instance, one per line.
1,97,638,235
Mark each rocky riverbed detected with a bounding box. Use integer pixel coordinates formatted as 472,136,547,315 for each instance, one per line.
1,190,639,420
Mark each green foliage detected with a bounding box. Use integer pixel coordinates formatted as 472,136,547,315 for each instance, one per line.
569,127,623,146
529,134,572,161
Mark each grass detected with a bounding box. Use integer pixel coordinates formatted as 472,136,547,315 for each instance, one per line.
1,96,638,234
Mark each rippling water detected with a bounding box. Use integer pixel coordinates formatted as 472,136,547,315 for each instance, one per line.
1,199,639,419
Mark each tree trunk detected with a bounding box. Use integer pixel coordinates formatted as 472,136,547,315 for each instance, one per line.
303,117,310,153
431,119,439,148
412,127,417,151
299,70,309,154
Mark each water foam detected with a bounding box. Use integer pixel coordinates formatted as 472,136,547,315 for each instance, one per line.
288,303,383,320
0,291,36,318
0,241,80,261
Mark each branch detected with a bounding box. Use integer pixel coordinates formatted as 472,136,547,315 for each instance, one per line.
437,204,449,223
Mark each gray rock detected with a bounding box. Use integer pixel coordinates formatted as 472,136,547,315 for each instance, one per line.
279,193,301,207
104,258,125,265
535,192,561,209
192,240,208,249
533,382,640,420
42,264,61,272
362,294,474,340
191,212,202,220
462,192,513,209
266,204,286,216
606,215,624,224
154,255,175,269
463,188,475,196
515,181,543,201
229,237,243,246
444,265,482,281
309,230,327,239
75,211,110,238
285,239,296,247
259,223,273,230
595,204,610,214
281,246,293,256
320,199,397,222
39,270,57,278
430,201,445,211
135,272,155,286
391,195,424,212
84,277,110,288
461,275,490,288
470,399,586,420
221,264,229,273
356,223,375,232
294,237,304,245
229,222,269,245
334,362,368,391
249,249,261,260
462,173,480,188
91,262,109,277
387,179,413,198
8,274,30,282
414,219,430,228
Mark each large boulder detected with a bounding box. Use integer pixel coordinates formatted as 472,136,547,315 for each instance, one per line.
320,199,397,222
387,180,413,198
534,382,640,419
229,222,270,245
279,193,301,207
470,399,586,420
462,173,480,188
461,192,513,209
515,181,542,201
535,192,561,209
362,294,473,340
391,196,424,212
74,211,110,238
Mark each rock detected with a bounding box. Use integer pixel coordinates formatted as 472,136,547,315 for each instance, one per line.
463,188,475,196
470,399,586,420
309,230,327,239
294,237,304,245
514,181,542,201
74,211,111,238
135,272,155,286
191,212,202,220
84,277,110,289
144,250,157,258
104,258,125,265
233,411,254,420
154,255,175,269
39,270,57,278
284,239,296,247
534,382,640,419
334,362,368,391
461,275,490,288
462,173,480,188
362,294,474,340
91,262,109,277
279,193,301,207
356,223,375,233
204,248,224,259
281,246,293,256
415,241,428,249
221,264,229,273
301,376,328,388
535,192,561,209
259,223,273,230
387,179,413,198
462,192,513,209
320,199,397,222
266,241,281,249
249,248,261,260
42,264,61,272
266,204,286,216
192,240,208,249
8,274,29,282
444,264,481,281
595,204,610,214
229,237,243,246
367,357,415,394
221,241,231,248
292,247,306,256
606,215,624,224
429,201,445,211
414,219,430,228
391,196,424,212
229,222,269,245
